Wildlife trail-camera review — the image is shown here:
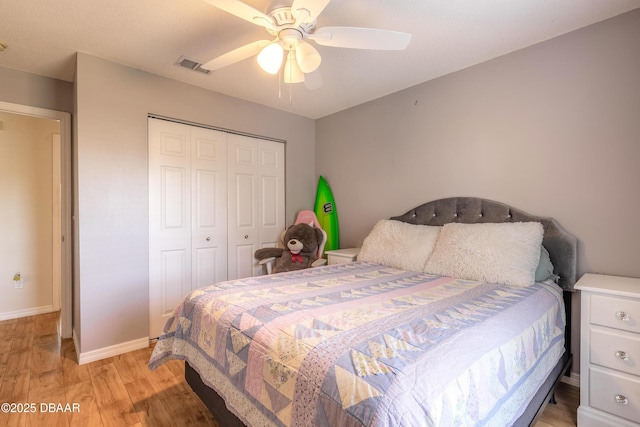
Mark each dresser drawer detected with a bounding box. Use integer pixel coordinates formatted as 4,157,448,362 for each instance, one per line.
591,326,640,376
591,294,640,333
326,248,360,265
590,367,640,424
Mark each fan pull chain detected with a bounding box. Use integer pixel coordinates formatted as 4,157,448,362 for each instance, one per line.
276,58,293,105
278,68,282,99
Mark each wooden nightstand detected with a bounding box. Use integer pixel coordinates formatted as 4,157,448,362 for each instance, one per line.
575,273,640,427
325,248,360,265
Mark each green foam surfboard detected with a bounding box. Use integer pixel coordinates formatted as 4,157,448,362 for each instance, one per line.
314,176,339,252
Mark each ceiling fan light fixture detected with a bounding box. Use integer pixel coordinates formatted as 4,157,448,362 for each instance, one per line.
257,42,284,74
284,50,305,83
295,40,321,73
202,0,412,93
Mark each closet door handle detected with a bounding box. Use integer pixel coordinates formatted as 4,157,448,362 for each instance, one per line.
206,237,211,241
244,235,249,239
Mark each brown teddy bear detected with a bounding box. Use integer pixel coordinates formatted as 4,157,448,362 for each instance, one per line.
255,223,326,273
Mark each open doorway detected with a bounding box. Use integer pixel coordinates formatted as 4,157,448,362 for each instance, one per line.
0,102,72,338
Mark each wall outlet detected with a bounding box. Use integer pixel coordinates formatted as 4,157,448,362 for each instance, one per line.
13,272,23,289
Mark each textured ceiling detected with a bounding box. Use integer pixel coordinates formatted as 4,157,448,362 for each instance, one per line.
1,0,638,118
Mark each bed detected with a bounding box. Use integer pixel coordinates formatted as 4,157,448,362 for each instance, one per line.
149,197,577,427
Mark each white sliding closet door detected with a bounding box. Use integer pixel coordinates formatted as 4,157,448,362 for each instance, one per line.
148,118,227,338
227,134,285,279
149,118,284,338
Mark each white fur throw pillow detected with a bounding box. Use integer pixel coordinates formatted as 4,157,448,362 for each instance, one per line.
358,220,441,271
423,222,544,287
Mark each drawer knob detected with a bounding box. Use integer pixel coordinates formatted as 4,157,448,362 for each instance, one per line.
616,350,630,360
616,350,629,360
615,394,629,405
616,311,631,321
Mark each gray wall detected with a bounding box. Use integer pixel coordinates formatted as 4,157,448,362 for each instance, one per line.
0,67,73,113
75,53,315,354
316,9,640,375
317,9,640,279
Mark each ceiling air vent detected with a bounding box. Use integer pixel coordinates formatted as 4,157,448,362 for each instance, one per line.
176,56,211,75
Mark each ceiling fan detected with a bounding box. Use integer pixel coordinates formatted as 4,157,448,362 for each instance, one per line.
200,0,412,88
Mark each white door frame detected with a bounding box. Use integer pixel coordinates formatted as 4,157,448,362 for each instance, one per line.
0,101,72,338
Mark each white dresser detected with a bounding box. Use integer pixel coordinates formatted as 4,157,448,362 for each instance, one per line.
576,273,640,427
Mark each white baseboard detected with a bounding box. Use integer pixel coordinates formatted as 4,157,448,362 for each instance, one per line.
77,336,150,365
0,305,57,321
561,371,580,388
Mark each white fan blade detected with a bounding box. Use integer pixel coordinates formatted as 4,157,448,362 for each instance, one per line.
308,27,411,50
304,69,323,90
203,0,275,29
201,39,271,71
291,0,332,24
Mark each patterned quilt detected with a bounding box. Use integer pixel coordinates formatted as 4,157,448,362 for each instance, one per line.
149,262,565,427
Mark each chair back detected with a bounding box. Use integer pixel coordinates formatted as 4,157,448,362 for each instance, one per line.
261,210,328,274
293,210,327,259
276,210,328,258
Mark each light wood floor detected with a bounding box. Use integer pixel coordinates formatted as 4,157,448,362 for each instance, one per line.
0,312,578,426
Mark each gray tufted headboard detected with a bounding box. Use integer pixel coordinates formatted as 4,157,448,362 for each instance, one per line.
390,197,578,291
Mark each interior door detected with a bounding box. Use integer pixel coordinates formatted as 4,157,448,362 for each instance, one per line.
148,119,228,338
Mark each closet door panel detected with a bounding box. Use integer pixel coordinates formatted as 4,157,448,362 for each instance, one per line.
261,176,278,230
232,245,257,280
161,249,189,313
235,173,255,228
194,247,218,288
149,119,192,339
191,127,227,288
162,167,188,229
227,134,259,279
258,140,285,249
194,170,216,228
